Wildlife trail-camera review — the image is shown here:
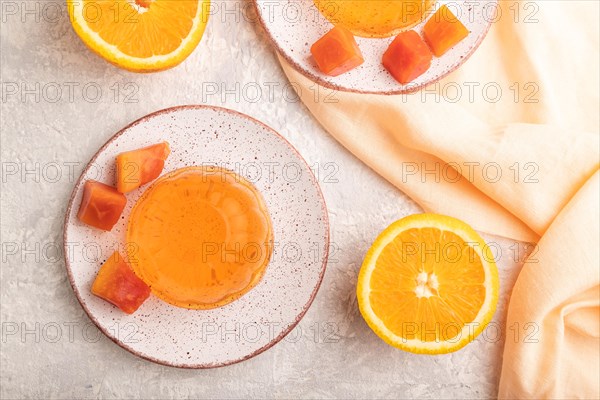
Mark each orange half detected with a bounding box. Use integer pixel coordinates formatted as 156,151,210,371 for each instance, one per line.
357,214,499,354
67,0,210,72
127,166,273,309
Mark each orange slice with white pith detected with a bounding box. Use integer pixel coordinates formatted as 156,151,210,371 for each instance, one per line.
357,214,499,354
67,0,210,72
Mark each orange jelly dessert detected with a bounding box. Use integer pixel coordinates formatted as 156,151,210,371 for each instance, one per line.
126,166,273,309
314,0,435,38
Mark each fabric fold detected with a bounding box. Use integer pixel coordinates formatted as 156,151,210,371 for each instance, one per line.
498,171,600,399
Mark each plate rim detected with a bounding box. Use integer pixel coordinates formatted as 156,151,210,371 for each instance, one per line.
63,104,330,369
252,0,497,95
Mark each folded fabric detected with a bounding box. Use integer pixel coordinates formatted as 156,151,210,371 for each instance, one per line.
276,0,600,397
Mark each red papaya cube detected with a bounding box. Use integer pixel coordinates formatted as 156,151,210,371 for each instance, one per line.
311,26,364,76
383,30,432,84
77,181,127,231
91,252,151,314
116,142,170,193
423,5,470,57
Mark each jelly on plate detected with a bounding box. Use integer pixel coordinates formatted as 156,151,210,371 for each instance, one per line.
314,0,435,38
127,166,273,309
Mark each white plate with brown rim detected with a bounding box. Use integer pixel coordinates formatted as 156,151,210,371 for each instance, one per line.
253,0,498,94
63,105,330,368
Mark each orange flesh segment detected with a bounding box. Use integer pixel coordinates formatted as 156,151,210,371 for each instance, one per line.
369,228,486,342
126,166,273,309
314,0,435,38
82,0,199,58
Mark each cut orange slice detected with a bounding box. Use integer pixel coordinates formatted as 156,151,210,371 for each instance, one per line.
67,0,210,72
357,214,499,354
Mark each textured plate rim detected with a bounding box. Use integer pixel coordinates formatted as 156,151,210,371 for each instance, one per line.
63,105,330,369
252,0,497,95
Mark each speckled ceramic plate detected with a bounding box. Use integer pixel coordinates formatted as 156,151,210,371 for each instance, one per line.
63,105,329,368
254,0,497,94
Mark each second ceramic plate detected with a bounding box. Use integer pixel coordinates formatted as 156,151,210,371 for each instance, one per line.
64,105,329,368
254,0,497,94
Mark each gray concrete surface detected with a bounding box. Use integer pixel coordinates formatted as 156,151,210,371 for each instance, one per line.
0,1,528,398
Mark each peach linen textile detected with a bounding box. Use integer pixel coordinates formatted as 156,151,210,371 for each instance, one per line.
276,0,600,398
